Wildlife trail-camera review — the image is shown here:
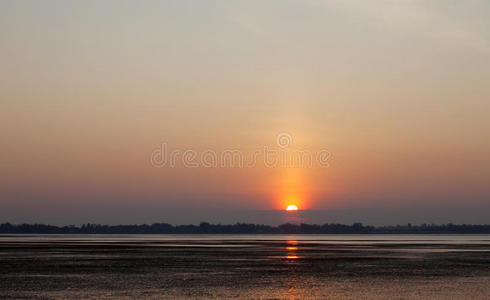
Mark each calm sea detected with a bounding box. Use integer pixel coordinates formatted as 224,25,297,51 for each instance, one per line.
1,234,490,299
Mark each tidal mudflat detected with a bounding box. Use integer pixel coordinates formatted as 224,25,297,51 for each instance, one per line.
1,235,490,299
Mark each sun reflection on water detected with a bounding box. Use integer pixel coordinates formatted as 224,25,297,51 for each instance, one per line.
283,240,302,261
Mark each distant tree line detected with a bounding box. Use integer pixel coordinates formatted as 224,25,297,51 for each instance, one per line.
1,222,490,234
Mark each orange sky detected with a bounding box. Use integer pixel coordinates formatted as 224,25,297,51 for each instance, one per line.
1,1,490,224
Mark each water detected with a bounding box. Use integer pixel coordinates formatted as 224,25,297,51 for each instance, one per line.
1,234,490,299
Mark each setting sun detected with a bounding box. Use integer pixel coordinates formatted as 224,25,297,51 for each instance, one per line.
286,205,298,211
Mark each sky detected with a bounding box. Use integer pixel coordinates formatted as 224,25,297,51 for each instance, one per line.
1,0,490,225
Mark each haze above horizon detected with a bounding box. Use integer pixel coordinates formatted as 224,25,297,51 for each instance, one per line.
1,0,489,225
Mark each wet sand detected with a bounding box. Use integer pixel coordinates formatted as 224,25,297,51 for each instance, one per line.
1,235,490,299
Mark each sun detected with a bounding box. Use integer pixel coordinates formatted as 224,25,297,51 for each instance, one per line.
286,205,298,211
